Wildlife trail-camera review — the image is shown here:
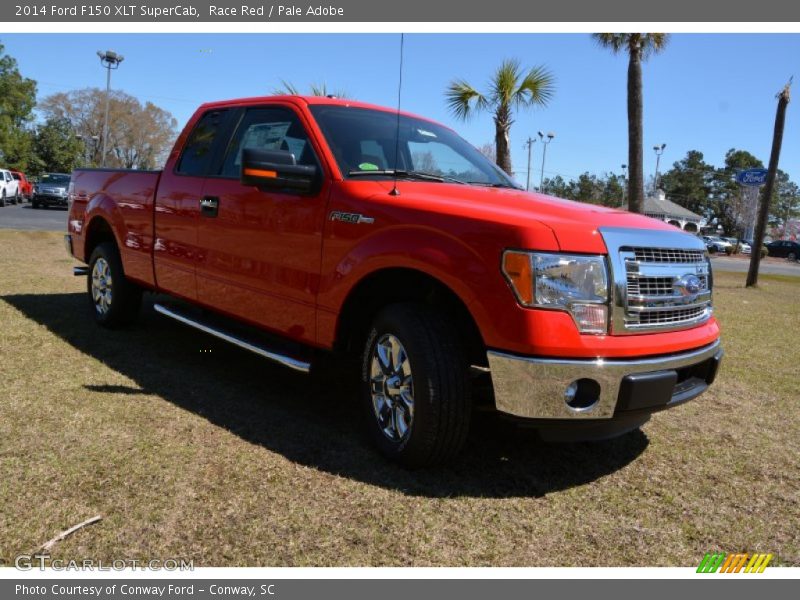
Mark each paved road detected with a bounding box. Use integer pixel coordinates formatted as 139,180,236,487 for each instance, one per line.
0,201,68,232
711,256,800,277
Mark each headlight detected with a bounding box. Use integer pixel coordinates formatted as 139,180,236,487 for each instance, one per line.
502,251,609,334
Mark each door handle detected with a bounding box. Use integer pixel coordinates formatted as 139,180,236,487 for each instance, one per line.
200,196,219,217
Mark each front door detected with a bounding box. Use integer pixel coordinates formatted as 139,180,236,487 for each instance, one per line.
196,105,329,345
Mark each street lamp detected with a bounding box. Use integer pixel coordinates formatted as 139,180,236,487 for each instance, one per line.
76,134,100,167
523,137,536,191
653,143,666,191
97,50,124,167
538,130,555,192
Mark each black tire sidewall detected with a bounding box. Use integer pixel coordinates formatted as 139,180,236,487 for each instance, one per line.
359,304,467,467
87,242,140,327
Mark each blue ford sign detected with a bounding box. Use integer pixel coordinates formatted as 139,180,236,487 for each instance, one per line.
736,168,769,187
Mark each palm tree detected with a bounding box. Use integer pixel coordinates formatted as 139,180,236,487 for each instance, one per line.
593,33,669,213
273,80,349,99
445,59,554,176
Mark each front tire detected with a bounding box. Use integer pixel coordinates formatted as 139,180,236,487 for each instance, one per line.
360,303,471,468
0,191,5,207
87,242,142,328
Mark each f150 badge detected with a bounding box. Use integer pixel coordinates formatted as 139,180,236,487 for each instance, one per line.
329,211,375,224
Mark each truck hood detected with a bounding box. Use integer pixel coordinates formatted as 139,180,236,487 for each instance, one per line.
369,180,681,254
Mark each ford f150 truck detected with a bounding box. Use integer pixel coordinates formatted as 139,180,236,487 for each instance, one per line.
66,96,722,467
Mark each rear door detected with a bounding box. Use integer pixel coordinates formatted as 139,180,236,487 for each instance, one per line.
196,104,330,345
153,108,234,300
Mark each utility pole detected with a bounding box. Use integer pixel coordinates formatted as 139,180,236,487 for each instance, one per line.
524,137,536,191
621,164,628,208
747,81,791,287
97,50,124,167
538,130,555,192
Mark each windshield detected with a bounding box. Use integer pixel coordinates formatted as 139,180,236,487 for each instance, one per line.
309,105,520,188
41,174,70,185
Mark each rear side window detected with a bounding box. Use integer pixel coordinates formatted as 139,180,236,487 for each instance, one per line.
176,110,228,176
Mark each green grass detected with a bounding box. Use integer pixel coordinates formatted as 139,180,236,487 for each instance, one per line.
0,230,797,567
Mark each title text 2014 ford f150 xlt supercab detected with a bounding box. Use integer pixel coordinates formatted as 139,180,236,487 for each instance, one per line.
66,96,722,467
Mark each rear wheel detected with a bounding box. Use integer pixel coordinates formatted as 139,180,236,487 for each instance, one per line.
87,242,142,328
13,190,20,204
788,251,797,262
360,303,471,468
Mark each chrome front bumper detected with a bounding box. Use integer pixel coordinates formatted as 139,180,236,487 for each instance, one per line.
487,340,722,420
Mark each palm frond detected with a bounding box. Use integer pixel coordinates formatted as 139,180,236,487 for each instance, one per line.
445,79,487,121
592,33,628,54
490,59,523,107
514,65,555,109
273,79,301,96
640,33,670,60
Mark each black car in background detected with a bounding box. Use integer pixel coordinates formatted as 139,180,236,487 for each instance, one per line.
765,240,800,261
31,173,71,209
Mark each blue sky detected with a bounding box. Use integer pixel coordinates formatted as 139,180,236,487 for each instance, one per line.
3,33,799,184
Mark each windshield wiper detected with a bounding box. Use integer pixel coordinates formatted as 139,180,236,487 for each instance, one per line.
465,181,522,189
348,169,466,184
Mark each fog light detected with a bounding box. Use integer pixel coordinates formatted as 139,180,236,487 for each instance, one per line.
565,378,602,411
570,304,608,334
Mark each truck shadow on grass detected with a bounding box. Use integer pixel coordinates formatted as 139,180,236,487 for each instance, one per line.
3,292,648,499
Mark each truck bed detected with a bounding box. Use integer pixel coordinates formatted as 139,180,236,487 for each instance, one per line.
68,168,162,288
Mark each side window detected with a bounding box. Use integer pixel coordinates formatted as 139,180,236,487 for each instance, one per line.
176,110,228,176
218,107,317,179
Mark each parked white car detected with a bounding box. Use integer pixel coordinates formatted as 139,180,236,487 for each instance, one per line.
722,237,751,254
702,235,732,253
0,168,21,206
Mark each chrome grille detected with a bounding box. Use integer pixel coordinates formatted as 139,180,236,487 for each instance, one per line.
600,228,713,335
632,247,705,264
637,305,708,326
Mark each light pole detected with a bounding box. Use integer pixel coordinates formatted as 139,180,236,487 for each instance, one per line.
76,134,100,167
97,50,124,167
621,163,628,208
524,137,536,191
653,143,666,191
538,130,554,192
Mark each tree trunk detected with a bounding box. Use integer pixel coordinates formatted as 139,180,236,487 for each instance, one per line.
627,41,645,214
494,106,513,176
746,84,791,287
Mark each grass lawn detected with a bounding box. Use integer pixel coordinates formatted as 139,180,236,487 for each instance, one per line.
0,229,797,567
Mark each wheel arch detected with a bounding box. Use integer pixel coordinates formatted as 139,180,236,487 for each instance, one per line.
333,267,487,367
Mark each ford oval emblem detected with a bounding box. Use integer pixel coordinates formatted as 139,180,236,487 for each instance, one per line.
675,274,702,296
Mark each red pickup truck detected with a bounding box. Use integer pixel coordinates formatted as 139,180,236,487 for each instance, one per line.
66,95,722,467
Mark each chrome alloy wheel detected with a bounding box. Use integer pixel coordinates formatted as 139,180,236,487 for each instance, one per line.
91,257,113,315
370,334,414,442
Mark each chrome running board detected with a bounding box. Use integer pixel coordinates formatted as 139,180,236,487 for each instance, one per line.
153,303,311,374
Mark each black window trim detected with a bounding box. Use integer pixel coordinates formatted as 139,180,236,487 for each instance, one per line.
172,108,238,178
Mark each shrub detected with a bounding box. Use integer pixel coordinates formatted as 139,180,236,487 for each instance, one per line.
725,246,734,256
761,246,768,258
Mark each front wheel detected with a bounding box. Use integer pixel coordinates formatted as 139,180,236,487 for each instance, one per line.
360,303,471,468
0,191,5,207
87,242,142,328
787,251,797,262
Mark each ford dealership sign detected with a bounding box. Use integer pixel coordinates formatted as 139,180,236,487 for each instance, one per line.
736,168,769,187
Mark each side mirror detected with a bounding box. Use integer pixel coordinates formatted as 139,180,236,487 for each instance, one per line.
240,148,318,194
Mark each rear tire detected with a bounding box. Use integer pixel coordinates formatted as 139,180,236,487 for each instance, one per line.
360,303,471,468
788,251,797,262
87,242,142,328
